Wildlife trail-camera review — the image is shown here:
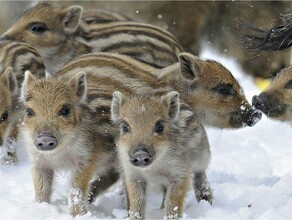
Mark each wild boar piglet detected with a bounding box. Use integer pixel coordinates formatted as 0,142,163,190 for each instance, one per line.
0,40,45,164
20,71,117,216
111,91,211,219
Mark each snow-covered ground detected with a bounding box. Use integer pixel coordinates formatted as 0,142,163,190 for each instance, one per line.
0,46,291,220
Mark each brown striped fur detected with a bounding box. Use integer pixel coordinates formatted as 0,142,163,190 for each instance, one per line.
1,2,183,74
82,8,130,24
47,1,292,78
56,52,261,129
0,40,45,86
111,91,211,219
0,40,45,164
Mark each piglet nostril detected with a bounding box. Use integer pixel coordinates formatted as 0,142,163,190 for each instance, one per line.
252,95,263,109
255,102,262,109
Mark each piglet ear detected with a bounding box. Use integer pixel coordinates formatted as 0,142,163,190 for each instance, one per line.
111,91,125,121
178,53,201,86
21,70,37,101
62,5,83,33
163,91,180,121
1,67,18,95
69,72,87,103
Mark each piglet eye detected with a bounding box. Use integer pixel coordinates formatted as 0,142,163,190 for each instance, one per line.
154,121,164,134
26,108,35,117
59,105,71,117
0,110,8,122
285,80,292,89
28,22,47,34
216,84,234,96
121,122,130,134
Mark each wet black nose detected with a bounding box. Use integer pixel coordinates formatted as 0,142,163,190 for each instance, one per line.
34,132,58,151
130,147,153,167
252,94,269,114
252,95,263,110
246,109,262,127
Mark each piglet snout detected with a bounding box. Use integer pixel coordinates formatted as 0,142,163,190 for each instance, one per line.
34,132,58,151
130,146,153,167
252,94,270,115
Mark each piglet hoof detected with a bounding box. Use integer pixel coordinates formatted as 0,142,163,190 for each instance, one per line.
195,186,213,205
2,138,18,165
69,204,87,217
129,210,143,220
69,188,88,216
88,185,96,204
196,192,213,205
2,152,18,165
